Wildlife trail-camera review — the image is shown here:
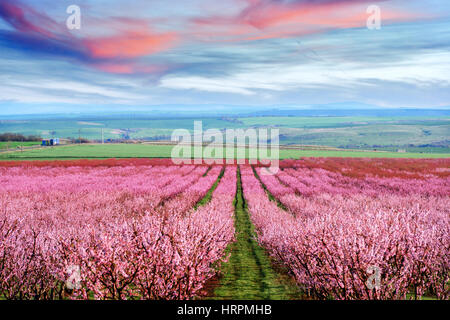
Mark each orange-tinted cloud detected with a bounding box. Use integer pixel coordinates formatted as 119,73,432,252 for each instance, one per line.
192,0,423,42
84,30,178,59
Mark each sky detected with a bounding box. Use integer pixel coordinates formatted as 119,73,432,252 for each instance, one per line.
0,0,450,114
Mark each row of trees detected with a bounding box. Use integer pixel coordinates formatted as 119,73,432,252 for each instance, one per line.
0,133,42,142
0,132,94,144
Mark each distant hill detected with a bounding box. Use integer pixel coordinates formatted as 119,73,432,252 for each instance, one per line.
1,103,449,120
243,108,450,118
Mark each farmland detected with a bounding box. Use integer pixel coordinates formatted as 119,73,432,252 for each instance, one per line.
0,141,40,150
1,113,449,154
0,158,448,300
1,143,449,161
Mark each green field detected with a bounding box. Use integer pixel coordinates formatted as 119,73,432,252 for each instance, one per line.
0,143,448,161
0,141,41,150
0,118,243,140
277,124,449,149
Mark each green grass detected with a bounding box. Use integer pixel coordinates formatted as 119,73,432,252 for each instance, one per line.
239,116,392,128
194,167,225,209
238,116,450,127
208,166,303,300
0,143,448,161
278,124,450,149
0,144,175,160
364,146,450,154
252,165,289,212
278,149,450,158
0,141,40,149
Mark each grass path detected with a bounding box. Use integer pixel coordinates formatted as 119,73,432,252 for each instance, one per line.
206,166,303,300
194,167,224,209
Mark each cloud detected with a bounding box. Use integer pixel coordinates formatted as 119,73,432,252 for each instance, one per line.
0,0,177,74
83,30,177,59
160,50,450,95
1,0,449,109
191,0,423,42
160,76,256,95
0,0,428,76
0,0,60,37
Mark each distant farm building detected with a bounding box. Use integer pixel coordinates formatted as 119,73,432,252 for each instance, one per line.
41,138,60,146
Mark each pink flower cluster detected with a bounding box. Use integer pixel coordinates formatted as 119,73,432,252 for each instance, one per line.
0,165,236,299
276,167,449,197
243,165,449,300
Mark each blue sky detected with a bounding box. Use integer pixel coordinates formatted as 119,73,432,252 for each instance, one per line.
0,0,449,114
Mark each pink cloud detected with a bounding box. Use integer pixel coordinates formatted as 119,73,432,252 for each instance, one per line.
191,0,425,42
83,30,178,59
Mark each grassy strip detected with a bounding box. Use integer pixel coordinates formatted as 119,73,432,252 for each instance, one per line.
202,166,212,177
1,143,449,160
207,166,303,299
0,141,41,149
194,166,225,209
251,166,290,212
